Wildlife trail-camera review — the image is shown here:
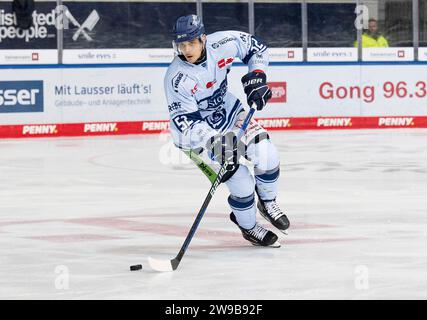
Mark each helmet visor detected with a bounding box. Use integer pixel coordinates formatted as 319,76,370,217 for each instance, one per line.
172,36,204,56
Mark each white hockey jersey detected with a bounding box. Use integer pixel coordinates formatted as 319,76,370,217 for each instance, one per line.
164,30,269,150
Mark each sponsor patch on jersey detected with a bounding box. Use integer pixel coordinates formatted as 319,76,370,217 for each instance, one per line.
168,101,182,113
217,57,234,69
171,72,184,93
211,37,235,49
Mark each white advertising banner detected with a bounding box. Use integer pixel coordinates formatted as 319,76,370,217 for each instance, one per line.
307,48,358,62
63,49,174,64
1,63,427,127
269,48,303,62
362,47,414,61
0,49,58,64
418,48,427,61
0,67,167,125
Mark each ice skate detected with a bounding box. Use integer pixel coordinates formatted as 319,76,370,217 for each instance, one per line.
230,212,281,248
257,199,290,235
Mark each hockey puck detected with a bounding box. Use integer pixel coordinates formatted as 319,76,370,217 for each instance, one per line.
130,264,142,271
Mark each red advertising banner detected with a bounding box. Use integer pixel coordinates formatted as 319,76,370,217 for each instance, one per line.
1,116,426,139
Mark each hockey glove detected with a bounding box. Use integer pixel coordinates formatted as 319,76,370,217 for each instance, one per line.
206,132,242,169
241,71,272,110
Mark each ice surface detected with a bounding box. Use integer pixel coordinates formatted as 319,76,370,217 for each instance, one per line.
1,129,427,299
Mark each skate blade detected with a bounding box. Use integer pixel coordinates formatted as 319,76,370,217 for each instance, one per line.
281,229,289,235
252,241,281,248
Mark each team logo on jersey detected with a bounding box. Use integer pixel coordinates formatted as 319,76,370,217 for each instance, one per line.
211,37,235,49
205,79,228,110
171,72,184,93
206,108,227,129
217,57,234,69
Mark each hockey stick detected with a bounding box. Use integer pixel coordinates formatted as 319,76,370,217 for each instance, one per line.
146,106,257,272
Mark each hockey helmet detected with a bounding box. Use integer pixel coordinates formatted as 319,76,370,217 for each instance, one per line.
172,14,205,44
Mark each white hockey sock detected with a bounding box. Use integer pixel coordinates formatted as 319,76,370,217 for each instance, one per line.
246,139,280,201
227,193,256,230
254,165,280,201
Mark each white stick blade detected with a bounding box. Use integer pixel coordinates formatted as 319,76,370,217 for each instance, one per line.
148,257,174,272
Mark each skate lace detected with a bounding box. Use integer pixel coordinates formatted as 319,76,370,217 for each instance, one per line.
265,201,284,220
249,224,268,240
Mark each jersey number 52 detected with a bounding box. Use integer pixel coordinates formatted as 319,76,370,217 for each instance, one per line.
173,115,196,132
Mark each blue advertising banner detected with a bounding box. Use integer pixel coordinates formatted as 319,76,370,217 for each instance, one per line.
0,80,44,113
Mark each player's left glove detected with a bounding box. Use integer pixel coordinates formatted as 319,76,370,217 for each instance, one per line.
241,70,272,110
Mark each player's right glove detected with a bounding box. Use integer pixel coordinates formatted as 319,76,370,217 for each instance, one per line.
241,70,272,110
206,132,242,169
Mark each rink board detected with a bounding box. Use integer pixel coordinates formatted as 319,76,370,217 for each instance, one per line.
1,63,427,138
1,116,427,138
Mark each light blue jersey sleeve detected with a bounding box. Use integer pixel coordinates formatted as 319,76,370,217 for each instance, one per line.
209,30,269,72
164,64,218,150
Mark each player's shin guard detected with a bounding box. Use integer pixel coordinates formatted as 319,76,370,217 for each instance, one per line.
254,166,290,234
227,193,256,230
254,165,280,201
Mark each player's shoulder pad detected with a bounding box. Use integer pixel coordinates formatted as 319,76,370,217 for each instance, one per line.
165,60,198,98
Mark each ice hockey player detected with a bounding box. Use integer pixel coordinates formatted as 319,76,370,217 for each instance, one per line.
164,14,290,247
